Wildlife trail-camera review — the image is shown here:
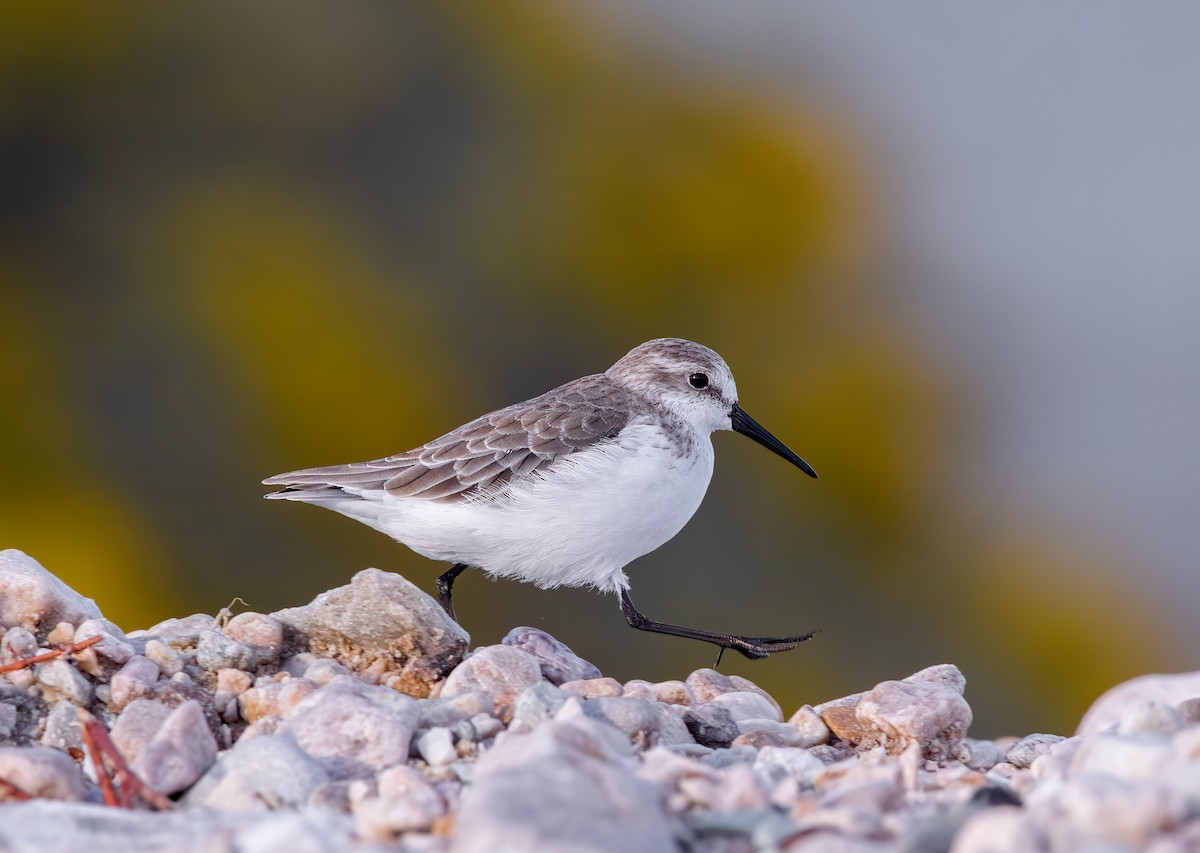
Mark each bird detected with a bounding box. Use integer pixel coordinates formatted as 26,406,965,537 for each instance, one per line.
263,338,818,661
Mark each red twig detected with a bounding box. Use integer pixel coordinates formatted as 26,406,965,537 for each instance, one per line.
0,777,34,801
77,708,174,811
0,635,102,673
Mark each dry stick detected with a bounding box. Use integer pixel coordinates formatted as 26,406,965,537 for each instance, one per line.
0,777,34,801
0,635,102,674
77,708,174,811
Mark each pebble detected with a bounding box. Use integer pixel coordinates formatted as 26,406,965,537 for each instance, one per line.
1005,733,1064,769
34,659,92,705
416,727,457,766
855,666,972,760
184,733,330,810
272,568,469,698
501,626,601,685
0,746,85,801
3,555,1200,852
441,645,543,710
278,676,420,778
131,700,219,795
110,654,161,709
0,550,102,640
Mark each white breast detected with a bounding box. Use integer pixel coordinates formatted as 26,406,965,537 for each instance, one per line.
374,422,715,593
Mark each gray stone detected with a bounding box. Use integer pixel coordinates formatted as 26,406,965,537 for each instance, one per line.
509,680,570,734
964,738,1006,771
949,807,1041,853
0,627,36,663
560,676,624,699
787,704,832,747
1070,733,1173,782
136,613,215,647
223,613,284,665
109,655,160,709
196,629,261,673
1077,670,1200,737
34,659,92,705
131,700,219,795
855,667,973,761
682,704,739,748
582,696,693,749
184,733,330,810
1117,699,1185,737
0,551,103,640
111,698,173,763
707,690,783,724
0,746,85,800
686,669,780,713
737,718,826,749
73,619,134,666
418,691,493,730
354,764,446,841
279,676,420,779
456,713,673,853
502,626,601,685
37,700,83,752
441,645,543,710
1005,733,1065,769
273,568,468,698
143,640,183,677
416,726,457,766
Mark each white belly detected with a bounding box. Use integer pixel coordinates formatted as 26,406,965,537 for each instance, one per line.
374,423,715,592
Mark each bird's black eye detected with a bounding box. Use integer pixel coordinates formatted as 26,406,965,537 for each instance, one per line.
688,372,709,390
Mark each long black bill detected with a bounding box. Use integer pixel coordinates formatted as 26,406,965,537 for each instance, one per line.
730,403,817,478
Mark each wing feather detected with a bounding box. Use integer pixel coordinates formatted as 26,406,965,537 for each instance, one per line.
262,373,635,503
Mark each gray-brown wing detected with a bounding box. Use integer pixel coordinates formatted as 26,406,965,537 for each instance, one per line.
262,374,634,502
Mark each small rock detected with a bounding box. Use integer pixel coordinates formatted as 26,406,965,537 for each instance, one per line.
110,655,161,709
686,669,780,713
416,727,457,766
273,568,469,698
582,696,693,749
1005,734,1065,769
217,668,253,697
950,806,1040,853
279,676,420,779
46,622,76,646
855,666,972,760
37,700,83,752
111,699,173,763
682,703,739,748
0,747,85,801
456,714,672,853
0,551,102,640
223,613,284,665
1176,697,1200,725
184,733,330,810
787,705,832,747
73,619,134,667
1070,733,1173,782
814,692,868,744
754,745,825,787
1077,670,1200,737
731,729,788,749
509,680,569,734
737,718,825,749
34,659,92,706
964,738,1006,771
300,658,350,685
502,627,601,685
137,613,216,647
707,690,783,724
419,691,493,730
355,765,446,840
1117,699,1185,737
441,645,543,711
0,626,37,663
196,629,260,673
131,700,219,795
560,677,624,700
143,640,183,677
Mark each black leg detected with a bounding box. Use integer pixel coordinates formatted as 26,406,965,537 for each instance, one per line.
436,563,470,622
620,590,815,661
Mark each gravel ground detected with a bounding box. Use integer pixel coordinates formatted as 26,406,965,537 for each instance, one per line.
1,547,1199,852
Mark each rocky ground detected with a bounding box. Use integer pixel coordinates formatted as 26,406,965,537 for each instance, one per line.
1,549,1199,852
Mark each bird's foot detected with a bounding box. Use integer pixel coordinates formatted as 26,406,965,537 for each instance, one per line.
714,631,817,667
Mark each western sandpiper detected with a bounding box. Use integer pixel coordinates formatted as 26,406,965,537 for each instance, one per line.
264,338,817,661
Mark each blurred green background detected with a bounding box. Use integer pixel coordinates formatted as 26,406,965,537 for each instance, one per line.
2,2,1193,736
